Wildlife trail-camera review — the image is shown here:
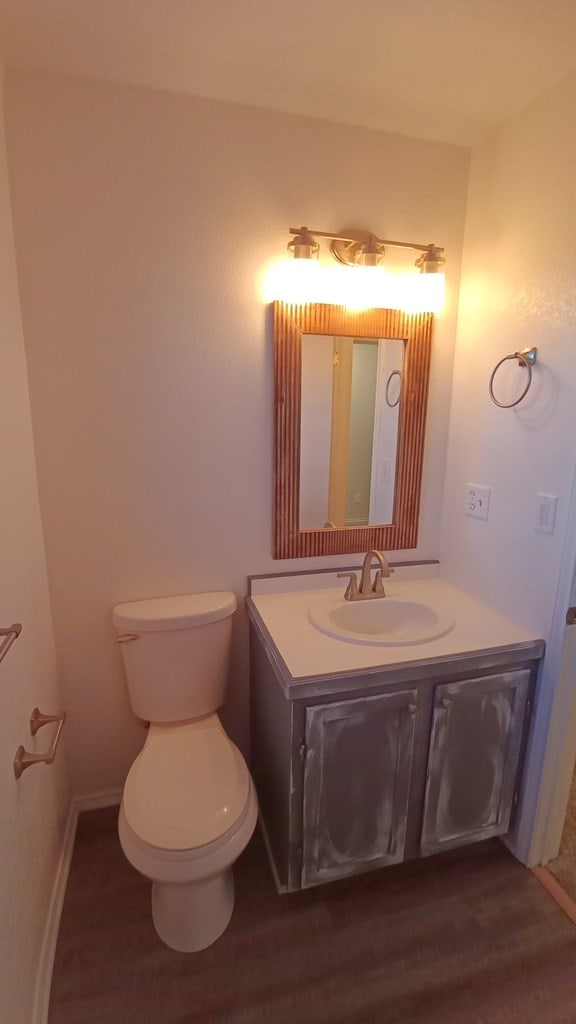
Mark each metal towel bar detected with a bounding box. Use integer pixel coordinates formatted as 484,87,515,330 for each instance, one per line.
14,708,67,779
0,623,22,666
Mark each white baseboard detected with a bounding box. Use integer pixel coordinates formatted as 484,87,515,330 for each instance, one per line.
33,799,78,1024
33,789,123,1024
75,788,123,813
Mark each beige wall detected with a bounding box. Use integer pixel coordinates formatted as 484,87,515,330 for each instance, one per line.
441,68,576,634
4,71,469,797
0,71,70,1023
440,69,576,861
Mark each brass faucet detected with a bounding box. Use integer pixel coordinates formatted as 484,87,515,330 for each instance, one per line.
337,549,395,601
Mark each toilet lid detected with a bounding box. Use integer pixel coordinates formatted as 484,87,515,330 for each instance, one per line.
123,722,250,851
113,591,237,632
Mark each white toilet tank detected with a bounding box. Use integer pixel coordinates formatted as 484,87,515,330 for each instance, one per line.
113,592,237,723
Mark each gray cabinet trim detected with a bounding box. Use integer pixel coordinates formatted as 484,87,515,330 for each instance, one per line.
246,597,545,701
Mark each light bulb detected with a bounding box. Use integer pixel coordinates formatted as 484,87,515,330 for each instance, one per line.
398,273,445,314
261,258,324,304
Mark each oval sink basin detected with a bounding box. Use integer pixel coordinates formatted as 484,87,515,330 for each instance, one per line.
308,597,455,646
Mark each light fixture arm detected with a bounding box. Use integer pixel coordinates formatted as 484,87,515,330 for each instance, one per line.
286,226,444,270
284,226,436,251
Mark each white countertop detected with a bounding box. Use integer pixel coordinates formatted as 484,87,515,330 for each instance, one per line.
248,576,542,681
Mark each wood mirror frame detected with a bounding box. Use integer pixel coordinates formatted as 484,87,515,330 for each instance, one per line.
273,301,434,559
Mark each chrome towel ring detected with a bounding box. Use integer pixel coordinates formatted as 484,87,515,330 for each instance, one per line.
489,347,537,408
385,370,402,408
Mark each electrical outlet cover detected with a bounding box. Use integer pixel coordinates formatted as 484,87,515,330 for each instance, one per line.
466,484,491,520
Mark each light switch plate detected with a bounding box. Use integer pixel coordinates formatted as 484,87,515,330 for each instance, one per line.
466,484,491,520
535,492,557,534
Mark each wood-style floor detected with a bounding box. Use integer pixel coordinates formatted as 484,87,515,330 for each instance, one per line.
48,807,576,1024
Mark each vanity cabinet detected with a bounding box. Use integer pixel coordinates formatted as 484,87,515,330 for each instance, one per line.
420,670,530,856
248,606,543,893
302,689,418,887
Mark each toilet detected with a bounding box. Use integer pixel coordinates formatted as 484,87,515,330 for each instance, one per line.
113,591,258,952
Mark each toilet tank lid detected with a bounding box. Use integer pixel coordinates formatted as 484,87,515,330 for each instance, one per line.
112,592,237,632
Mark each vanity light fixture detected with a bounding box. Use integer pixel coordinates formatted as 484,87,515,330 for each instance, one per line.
287,226,445,276
262,225,446,310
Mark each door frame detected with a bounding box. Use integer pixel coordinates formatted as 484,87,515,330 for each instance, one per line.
509,459,576,866
369,338,392,525
327,337,353,527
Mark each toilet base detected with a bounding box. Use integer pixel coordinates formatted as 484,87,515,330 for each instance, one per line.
151,869,235,952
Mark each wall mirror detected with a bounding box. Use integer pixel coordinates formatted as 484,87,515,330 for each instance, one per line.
273,301,434,558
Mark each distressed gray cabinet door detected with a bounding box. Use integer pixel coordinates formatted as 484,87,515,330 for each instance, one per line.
301,688,418,888
421,669,530,856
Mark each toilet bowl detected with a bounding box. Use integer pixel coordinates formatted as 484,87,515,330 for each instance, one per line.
113,592,258,952
118,718,258,951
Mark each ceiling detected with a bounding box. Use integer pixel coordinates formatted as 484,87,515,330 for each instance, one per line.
0,0,575,147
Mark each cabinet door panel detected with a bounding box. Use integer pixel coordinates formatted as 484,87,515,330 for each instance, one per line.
421,670,530,856
302,689,417,887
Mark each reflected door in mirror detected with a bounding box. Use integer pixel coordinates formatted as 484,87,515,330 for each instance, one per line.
300,335,404,530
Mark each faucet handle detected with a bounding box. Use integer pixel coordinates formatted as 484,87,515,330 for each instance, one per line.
372,570,385,594
337,571,359,601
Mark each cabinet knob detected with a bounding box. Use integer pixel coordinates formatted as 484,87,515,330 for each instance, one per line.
440,697,452,710
407,704,417,716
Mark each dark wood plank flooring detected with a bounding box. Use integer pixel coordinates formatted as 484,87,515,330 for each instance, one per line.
48,808,576,1024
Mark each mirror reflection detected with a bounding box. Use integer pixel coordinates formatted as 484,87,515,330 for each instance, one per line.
300,335,405,530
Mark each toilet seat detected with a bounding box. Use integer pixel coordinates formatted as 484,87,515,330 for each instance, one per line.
119,775,258,888
122,716,250,852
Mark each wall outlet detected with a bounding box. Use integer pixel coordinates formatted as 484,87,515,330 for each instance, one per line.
535,492,557,535
354,493,361,504
466,484,491,520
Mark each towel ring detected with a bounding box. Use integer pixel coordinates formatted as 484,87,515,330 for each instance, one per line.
385,370,402,408
489,347,537,408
